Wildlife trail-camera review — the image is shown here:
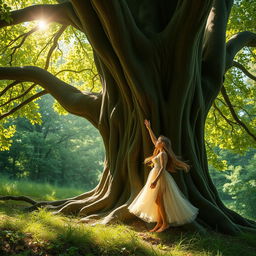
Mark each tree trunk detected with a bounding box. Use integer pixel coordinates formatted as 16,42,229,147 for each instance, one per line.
49,0,256,235
1,0,256,236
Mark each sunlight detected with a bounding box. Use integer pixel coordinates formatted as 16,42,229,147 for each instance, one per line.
38,20,48,30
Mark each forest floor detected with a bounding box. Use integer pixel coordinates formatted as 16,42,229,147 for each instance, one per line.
0,177,256,256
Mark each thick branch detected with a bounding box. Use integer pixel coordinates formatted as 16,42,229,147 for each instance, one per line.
203,0,234,84
221,86,256,141
0,66,101,126
0,2,82,30
70,0,122,73
70,1,135,110
225,31,256,72
91,0,153,100
232,61,256,82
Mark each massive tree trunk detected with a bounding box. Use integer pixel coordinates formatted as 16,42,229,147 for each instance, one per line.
1,0,256,235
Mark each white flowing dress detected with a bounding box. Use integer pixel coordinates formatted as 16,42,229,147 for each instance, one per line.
128,152,199,226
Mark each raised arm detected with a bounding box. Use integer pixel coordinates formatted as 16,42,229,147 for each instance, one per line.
144,119,157,146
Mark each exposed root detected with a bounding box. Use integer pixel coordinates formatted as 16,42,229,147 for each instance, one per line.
53,200,89,215
79,212,109,223
99,204,133,225
25,199,75,212
79,196,111,216
237,224,256,234
221,205,256,228
0,195,36,205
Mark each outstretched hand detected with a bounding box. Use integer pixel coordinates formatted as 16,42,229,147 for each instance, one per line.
144,119,151,129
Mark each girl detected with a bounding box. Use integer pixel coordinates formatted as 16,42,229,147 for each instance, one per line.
128,120,199,232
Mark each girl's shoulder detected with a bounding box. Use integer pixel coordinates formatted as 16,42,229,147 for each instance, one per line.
158,151,167,158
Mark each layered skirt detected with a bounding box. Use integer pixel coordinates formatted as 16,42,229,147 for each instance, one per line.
128,167,199,226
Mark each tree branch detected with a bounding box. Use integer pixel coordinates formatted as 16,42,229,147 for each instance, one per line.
0,2,82,30
44,25,67,70
213,102,236,131
232,61,256,82
70,1,135,109
221,86,256,141
91,0,153,97
1,26,37,57
225,31,256,72
70,0,122,73
0,90,48,120
9,27,38,66
0,66,101,126
202,0,234,84
0,83,36,108
0,195,37,205
0,80,20,97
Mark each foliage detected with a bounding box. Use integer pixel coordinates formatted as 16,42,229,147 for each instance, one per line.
0,95,104,188
0,179,256,256
205,0,256,169
0,0,12,23
0,0,101,150
209,148,256,220
222,154,256,220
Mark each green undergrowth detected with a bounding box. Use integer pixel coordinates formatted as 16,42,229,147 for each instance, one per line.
0,178,256,256
0,175,85,202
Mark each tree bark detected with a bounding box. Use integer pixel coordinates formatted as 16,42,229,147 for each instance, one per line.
1,0,256,236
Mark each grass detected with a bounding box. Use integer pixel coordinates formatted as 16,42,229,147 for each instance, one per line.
0,177,256,256
0,175,85,201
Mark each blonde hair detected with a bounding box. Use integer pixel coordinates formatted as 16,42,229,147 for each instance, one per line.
144,136,190,173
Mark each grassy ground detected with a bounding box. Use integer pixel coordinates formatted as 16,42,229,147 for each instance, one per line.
0,177,256,256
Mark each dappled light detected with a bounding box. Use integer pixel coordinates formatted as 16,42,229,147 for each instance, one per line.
0,1,256,254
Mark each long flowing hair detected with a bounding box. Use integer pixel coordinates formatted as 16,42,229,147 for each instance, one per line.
144,136,190,173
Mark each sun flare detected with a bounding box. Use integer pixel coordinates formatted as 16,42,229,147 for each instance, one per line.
38,20,48,30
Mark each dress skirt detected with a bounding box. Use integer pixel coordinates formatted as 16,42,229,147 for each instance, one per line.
128,166,199,226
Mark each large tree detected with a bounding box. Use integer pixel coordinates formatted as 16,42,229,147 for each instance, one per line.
0,0,256,235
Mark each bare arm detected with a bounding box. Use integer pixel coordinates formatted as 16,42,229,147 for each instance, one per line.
150,152,167,188
144,119,157,146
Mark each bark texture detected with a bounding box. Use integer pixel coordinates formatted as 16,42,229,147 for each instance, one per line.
1,0,256,235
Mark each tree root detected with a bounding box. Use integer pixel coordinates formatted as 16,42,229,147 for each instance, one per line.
0,195,37,205
1,190,256,237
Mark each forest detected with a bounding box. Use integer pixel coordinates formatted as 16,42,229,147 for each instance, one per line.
0,0,256,255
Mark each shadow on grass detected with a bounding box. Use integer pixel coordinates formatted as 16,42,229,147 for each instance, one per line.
0,206,161,256
0,203,256,256
152,225,256,256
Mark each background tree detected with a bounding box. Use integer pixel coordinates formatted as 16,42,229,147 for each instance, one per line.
0,95,104,189
208,148,256,221
0,0,256,235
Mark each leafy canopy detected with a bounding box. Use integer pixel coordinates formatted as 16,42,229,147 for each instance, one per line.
0,0,100,150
